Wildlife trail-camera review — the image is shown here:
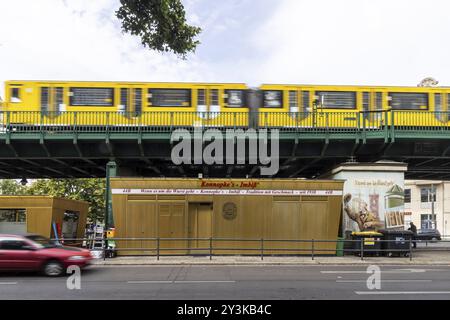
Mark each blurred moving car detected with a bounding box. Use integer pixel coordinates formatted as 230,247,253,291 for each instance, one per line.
0,234,93,276
416,229,442,241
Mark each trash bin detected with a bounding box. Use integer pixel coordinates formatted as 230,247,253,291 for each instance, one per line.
379,229,414,257
336,237,345,257
351,231,383,256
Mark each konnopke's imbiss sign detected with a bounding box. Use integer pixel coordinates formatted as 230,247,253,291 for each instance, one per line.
112,189,343,196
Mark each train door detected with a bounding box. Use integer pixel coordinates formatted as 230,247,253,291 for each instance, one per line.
118,86,143,116
40,84,66,116
195,86,222,121
434,91,449,123
362,90,383,128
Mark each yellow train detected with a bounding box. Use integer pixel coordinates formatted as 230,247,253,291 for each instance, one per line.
1,80,449,128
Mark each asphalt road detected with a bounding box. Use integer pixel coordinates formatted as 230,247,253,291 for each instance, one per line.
1,265,450,300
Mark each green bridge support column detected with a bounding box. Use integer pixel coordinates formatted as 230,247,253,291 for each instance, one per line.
104,161,117,229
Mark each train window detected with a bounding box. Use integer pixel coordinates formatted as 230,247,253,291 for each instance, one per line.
148,89,191,107
315,91,356,109
389,92,428,110
10,87,21,102
435,94,442,112
289,91,298,108
198,89,206,105
69,87,114,106
263,90,283,108
120,88,129,110
362,92,370,112
225,90,245,108
301,91,310,112
210,89,219,105
41,87,50,112
134,88,142,114
54,87,63,111
375,92,383,110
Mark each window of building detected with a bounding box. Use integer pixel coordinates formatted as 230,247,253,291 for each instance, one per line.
421,214,435,229
69,87,114,106
420,187,436,203
315,91,356,109
0,209,26,222
148,89,191,107
404,189,411,203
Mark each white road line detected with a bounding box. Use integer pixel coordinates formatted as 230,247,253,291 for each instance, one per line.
337,280,432,283
173,281,235,283
127,280,235,284
321,270,426,274
0,282,17,285
356,291,450,295
127,281,172,284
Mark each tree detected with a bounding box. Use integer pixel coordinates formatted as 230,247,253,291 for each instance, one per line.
116,0,201,58
0,179,106,223
0,179,28,195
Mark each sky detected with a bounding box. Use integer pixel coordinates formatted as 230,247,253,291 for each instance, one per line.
1,0,450,97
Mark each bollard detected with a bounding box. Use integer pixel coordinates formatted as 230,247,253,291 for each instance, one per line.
311,239,315,260
361,238,364,261
409,237,413,261
261,238,264,261
157,237,160,261
209,237,213,260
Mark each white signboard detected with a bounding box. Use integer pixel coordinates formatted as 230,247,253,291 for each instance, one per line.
112,188,343,196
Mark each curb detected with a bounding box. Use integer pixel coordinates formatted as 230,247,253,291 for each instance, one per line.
92,260,450,266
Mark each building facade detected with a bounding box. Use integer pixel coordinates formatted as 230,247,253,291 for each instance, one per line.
111,178,344,256
404,180,450,237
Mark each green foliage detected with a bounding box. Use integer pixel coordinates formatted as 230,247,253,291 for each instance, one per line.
0,179,28,195
0,179,105,223
116,0,201,58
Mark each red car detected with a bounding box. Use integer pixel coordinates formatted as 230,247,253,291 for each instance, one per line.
0,234,93,276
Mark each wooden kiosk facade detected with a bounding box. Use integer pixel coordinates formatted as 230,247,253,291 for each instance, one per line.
0,196,89,238
111,178,344,256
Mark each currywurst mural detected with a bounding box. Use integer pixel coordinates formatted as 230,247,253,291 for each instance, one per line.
331,165,406,232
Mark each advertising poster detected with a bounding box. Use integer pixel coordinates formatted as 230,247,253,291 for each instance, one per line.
331,164,406,232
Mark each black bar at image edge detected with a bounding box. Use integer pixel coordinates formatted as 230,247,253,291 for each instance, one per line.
0,300,447,318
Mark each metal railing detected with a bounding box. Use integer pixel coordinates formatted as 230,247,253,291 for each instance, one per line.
1,110,449,134
53,237,450,262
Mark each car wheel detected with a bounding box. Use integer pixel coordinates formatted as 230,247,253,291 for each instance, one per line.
431,237,438,242
43,260,64,277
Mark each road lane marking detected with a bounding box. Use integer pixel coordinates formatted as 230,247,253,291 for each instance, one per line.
356,291,450,295
127,280,235,284
337,280,432,283
127,281,172,284
173,281,235,283
322,270,427,274
0,282,17,285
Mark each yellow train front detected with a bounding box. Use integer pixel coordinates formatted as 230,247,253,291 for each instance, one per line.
2,81,250,128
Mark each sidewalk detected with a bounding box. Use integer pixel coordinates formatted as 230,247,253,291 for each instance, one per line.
92,251,450,266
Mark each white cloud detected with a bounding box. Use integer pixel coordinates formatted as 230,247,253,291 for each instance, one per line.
250,0,450,86
0,0,212,96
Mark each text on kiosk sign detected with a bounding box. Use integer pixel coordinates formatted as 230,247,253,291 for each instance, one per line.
112,189,343,196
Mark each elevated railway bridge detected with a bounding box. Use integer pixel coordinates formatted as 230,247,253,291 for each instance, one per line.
0,110,450,180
